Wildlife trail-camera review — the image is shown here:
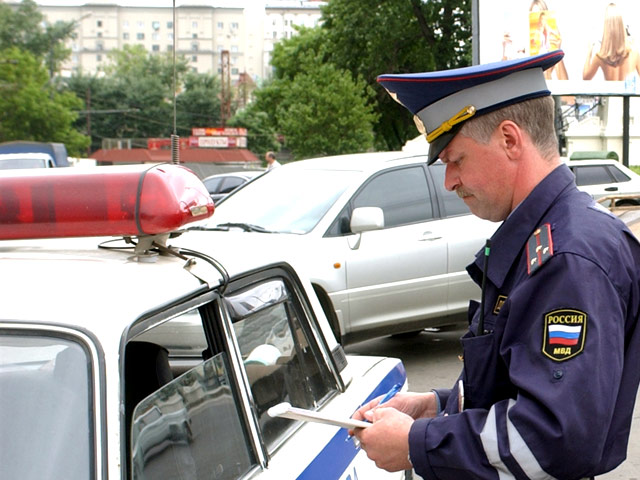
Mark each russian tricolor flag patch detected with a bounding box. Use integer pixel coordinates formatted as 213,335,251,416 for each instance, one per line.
542,309,587,361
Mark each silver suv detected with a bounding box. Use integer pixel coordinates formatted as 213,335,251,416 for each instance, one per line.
205,152,499,344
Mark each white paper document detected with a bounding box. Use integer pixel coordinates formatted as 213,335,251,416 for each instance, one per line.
267,402,371,429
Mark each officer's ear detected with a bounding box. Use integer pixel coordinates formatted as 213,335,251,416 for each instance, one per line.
497,120,524,161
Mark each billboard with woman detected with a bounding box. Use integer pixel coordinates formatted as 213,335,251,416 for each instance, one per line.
479,0,640,92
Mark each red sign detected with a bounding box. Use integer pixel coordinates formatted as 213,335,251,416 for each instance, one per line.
192,127,248,137
147,138,190,150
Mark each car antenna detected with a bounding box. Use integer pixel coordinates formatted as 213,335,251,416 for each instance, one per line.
171,0,179,165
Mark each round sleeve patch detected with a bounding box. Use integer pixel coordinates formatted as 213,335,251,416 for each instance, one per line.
542,309,587,361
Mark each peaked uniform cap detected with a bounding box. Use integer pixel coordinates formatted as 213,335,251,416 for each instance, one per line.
377,50,564,164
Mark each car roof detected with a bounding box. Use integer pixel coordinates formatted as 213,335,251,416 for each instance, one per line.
563,157,639,173
564,157,623,165
285,151,431,172
203,170,264,181
0,235,223,335
0,229,312,337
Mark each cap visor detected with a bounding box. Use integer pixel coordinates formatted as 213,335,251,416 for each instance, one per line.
427,125,462,165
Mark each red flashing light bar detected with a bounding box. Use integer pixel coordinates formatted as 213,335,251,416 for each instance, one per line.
0,164,214,240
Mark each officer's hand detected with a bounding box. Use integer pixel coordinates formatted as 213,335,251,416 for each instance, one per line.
350,391,437,428
353,407,413,472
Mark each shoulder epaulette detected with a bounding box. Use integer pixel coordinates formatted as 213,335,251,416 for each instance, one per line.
527,223,554,275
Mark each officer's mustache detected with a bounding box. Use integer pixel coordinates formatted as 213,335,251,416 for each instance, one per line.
455,187,472,199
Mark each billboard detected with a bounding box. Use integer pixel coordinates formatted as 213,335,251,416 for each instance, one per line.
478,0,640,95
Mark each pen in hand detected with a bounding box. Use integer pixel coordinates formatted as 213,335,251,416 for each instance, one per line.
347,382,403,447
378,382,402,406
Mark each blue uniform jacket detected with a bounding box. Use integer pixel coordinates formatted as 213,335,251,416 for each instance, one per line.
409,164,640,479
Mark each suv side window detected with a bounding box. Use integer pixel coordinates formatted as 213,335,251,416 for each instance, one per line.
352,166,433,228
429,163,471,217
226,278,336,452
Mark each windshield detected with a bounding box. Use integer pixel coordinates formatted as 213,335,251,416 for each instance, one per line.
0,333,93,479
0,158,49,170
210,166,360,234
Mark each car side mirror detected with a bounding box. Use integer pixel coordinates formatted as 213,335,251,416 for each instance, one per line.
350,207,384,234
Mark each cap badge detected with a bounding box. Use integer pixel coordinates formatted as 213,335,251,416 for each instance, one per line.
426,105,476,143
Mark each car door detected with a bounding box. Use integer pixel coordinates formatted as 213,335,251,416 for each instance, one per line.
429,163,500,314
128,268,341,479
111,259,405,480
341,165,449,336
570,163,631,199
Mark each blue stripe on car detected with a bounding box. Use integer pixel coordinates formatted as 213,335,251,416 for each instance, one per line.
296,363,407,479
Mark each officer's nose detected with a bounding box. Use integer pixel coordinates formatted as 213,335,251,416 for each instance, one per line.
444,163,460,192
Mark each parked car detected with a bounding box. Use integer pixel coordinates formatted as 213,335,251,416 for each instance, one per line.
0,140,69,167
565,158,640,205
195,152,499,345
202,170,264,203
0,164,406,480
0,152,55,170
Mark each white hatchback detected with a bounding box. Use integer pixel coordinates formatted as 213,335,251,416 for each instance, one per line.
565,158,640,204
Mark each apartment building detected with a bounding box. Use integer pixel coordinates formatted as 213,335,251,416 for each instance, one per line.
17,0,325,83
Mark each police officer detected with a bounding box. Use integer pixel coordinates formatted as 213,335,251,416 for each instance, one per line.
351,51,640,479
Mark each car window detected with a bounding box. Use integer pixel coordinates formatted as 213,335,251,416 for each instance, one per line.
429,163,471,217
352,166,433,227
226,279,336,452
0,333,93,480
608,165,631,183
571,165,625,186
212,167,359,234
129,310,257,480
203,177,224,193
131,352,255,480
220,176,245,194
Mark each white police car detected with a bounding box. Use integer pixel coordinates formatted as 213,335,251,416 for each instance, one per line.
0,164,408,480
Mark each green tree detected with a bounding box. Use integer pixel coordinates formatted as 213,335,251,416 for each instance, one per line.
250,1,470,154
249,28,378,160
103,44,184,92
269,26,327,82
102,45,181,138
0,0,75,77
0,48,88,154
0,0,48,57
275,61,378,159
229,105,280,159
320,0,471,150
66,45,217,150
176,71,222,133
